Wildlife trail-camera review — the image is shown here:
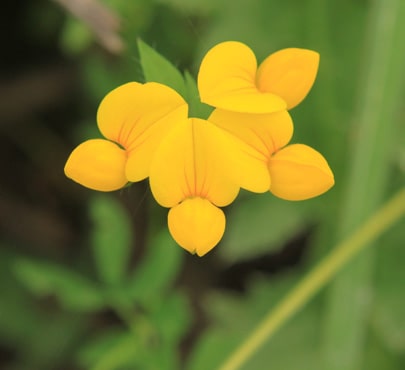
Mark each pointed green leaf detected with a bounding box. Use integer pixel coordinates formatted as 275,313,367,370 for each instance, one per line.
184,71,212,119
137,38,187,98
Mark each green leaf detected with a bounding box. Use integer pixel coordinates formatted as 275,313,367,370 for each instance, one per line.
118,292,191,370
0,248,40,343
137,38,187,98
184,71,212,119
187,274,321,370
90,194,132,286
151,292,191,345
0,248,89,370
78,294,190,370
220,193,309,263
13,259,104,312
79,329,139,370
127,228,183,306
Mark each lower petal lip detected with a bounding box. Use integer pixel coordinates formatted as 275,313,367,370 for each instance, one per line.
168,197,226,256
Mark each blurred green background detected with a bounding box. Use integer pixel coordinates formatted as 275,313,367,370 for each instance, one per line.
0,0,404,369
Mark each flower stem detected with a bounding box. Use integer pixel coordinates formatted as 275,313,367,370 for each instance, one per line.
218,186,405,370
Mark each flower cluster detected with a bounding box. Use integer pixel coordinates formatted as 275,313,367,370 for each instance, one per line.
65,41,334,256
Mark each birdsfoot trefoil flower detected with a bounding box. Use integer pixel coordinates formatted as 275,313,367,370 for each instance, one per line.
64,39,334,256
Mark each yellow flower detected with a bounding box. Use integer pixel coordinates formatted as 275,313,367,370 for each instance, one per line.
198,41,319,113
64,82,188,191
64,41,334,257
208,109,334,201
149,117,270,256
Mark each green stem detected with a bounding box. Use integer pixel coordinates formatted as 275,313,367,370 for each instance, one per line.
218,187,405,370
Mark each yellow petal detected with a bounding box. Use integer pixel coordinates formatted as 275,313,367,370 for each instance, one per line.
208,109,295,192
97,82,188,182
150,118,240,208
64,139,127,191
225,139,271,194
268,144,334,200
209,109,293,159
256,48,319,109
168,198,225,256
198,41,286,113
